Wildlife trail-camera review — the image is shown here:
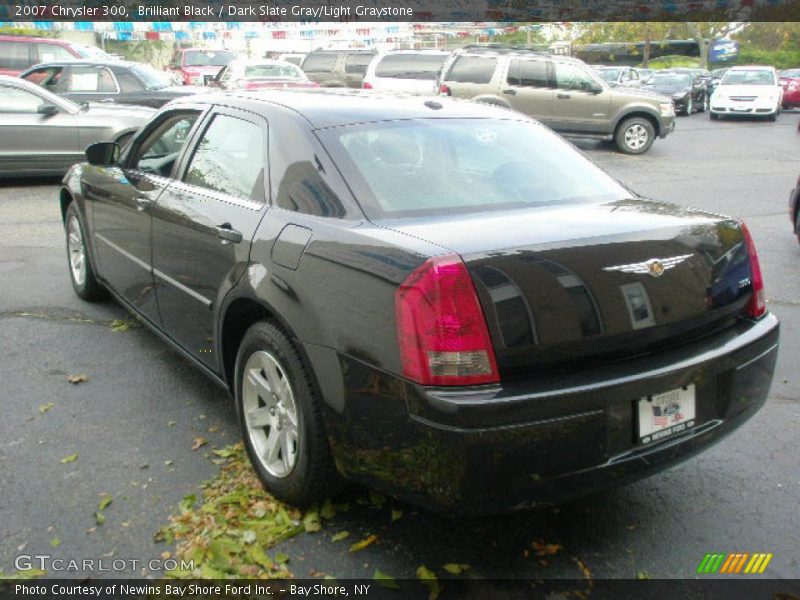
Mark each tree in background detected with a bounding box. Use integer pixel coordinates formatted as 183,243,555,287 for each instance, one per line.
732,22,800,52
576,22,679,66
682,23,739,68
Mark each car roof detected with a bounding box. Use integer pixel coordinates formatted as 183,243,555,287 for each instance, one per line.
170,88,524,129
729,65,775,71
0,34,72,44
22,59,138,69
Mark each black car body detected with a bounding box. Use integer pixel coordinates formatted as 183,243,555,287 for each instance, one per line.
790,172,800,243
60,90,778,515
644,70,706,115
20,60,208,108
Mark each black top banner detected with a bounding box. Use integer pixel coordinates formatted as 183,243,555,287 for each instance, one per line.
2,0,800,22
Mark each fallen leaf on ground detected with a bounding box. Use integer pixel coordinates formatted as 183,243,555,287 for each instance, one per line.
373,569,399,590
60,453,78,464
67,374,88,384
391,509,403,522
98,494,112,511
416,564,443,600
349,534,377,553
533,540,563,557
95,512,106,525
39,403,55,414
109,319,135,332
331,531,350,542
303,509,321,532
50,538,60,548
443,563,470,575
274,552,289,564
191,437,207,451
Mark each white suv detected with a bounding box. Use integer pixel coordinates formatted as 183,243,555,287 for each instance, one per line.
362,49,449,94
710,65,783,121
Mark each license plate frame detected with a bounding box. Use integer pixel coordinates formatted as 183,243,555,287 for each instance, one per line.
638,384,696,445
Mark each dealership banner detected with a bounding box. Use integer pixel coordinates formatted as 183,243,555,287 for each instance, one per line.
1,0,799,22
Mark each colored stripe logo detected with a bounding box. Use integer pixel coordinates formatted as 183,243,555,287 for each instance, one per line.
697,553,773,574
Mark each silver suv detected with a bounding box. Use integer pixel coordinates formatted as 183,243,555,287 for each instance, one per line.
438,47,675,154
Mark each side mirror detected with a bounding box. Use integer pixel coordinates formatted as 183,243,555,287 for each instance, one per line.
590,83,604,93
37,103,59,116
85,141,120,166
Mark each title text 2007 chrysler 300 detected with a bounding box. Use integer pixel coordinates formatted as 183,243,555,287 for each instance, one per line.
59,90,778,514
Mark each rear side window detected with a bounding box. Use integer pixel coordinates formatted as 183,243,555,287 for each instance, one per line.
375,54,447,80
344,53,374,75
507,59,549,88
115,70,143,93
22,66,64,90
184,114,266,203
302,53,336,73
445,56,496,84
0,41,31,70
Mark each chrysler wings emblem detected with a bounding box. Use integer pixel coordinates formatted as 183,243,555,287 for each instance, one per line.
603,254,692,278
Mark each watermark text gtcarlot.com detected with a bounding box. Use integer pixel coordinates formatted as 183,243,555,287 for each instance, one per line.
14,554,194,572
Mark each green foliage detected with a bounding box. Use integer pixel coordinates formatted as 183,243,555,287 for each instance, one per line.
733,22,800,53
648,55,702,69
726,49,800,70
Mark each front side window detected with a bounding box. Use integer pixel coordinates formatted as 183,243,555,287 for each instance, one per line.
507,59,549,88
321,118,628,220
65,67,117,93
35,43,75,63
445,56,496,84
0,85,45,113
130,113,199,177
184,114,265,203
556,63,599,91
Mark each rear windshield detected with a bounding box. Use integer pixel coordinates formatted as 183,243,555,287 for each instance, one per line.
245,63,303,79
302,53,337,73
344,53,375,75
375,53,447,80
184,50,234,67
444,56,496,84
320,118,629,220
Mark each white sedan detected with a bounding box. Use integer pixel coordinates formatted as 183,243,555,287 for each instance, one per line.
710,66,783,121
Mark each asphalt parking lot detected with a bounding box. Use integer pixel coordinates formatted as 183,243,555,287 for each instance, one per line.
1,110,799,582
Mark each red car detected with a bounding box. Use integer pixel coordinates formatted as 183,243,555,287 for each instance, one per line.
212,59,319,91
0,34,109,77
779,69,800,109
168,47,235,86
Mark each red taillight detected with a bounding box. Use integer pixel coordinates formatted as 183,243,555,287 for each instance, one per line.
439,84,451,97
363,81,373,89
395,255,499,386
741,223,766,319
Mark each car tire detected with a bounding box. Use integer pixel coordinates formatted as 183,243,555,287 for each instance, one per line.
795,210,800,245
65,203,106,302
615,117,655,155
710,112,720,120
698,94,706,113
767,112,777,122
235,320,343,507
684,97,693,115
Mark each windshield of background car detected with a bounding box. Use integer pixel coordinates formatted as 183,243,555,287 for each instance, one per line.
375,54,447,80
184,51,234,67
74,45,109,60
780,69,800,78
648,73,691,86
320,118,629,220
597,69,620,82
245,64,304,79
130,64,173,89
721,70,775,86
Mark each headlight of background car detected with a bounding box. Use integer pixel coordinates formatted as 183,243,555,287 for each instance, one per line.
659,102,675,116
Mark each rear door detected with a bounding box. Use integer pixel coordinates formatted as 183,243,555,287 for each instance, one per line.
90,108,203,322
551,61,610,134
0,81,79,174
151,107,268,370
504,58,555,123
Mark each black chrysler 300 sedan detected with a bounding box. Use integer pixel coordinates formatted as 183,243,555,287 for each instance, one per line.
59,90,779,515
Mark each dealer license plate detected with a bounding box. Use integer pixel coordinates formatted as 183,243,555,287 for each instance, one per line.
638,384,696,444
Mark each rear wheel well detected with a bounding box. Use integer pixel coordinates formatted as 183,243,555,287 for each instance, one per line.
616,111,660,137
221,298,276,391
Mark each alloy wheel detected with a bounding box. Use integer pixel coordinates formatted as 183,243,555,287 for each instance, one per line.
242,350,299,478
67,215,86,287
624,124,649,151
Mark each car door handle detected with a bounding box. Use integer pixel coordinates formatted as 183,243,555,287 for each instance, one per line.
557,93,571,99
100,98,115,103
502,89,517,95
216,223,242,244
135,196,154,212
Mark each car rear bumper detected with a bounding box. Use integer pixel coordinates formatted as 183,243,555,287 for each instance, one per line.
325,314,778,515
